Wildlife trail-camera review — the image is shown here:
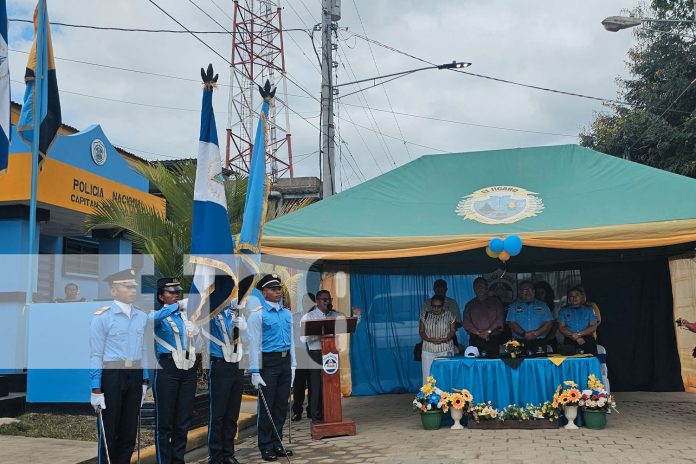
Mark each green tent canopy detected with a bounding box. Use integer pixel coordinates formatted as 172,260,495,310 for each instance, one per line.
262,145,696,260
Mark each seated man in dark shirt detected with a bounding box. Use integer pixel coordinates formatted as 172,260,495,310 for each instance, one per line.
463,277,505,356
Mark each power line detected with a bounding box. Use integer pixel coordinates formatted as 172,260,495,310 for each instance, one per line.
340,102,578,138
186,0,231,33
8,17,309,34
348,1,412,160
207,0,235,25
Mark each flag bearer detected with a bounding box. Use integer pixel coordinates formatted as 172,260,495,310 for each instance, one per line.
202,300,248,464
150,277,202,464
90,269,149,464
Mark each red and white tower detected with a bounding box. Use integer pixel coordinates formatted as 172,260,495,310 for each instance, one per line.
226,0,293,180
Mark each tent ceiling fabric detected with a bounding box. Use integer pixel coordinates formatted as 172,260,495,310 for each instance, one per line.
263,145,696,260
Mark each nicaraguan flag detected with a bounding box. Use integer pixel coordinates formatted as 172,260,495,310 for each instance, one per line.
17,1,61,166
188,64,236,322
0,0,9,174
236,81,274,303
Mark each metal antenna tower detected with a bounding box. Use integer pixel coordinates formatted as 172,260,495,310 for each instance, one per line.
226,0,293,180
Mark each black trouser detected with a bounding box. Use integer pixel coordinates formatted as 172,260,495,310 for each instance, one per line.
208,357,244,463
522,338,547,353
306,350,324,420
257,354,291,452
563,335,598,355
153,356,197,464
291,367,311,417
98,368,143,464
468,334,502,357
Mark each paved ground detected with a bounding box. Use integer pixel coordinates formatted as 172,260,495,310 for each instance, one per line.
0,435,96,463
193,392,696,464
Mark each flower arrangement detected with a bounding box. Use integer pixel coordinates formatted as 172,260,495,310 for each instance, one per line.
552,380,581,407
579,374,617,412
503,339,522,358
413,376,449,413
539,401,561,421
469,401,499,421
501,404,531,421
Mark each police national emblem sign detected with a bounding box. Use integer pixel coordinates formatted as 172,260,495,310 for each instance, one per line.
322,352,339,375
456,186,544,224
91,139,107,166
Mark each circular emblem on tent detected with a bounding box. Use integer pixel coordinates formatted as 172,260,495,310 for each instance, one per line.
322,352,339,375
91,139,107,166
456,186,544,224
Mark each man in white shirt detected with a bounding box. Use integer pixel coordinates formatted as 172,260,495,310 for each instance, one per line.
299,289,341,421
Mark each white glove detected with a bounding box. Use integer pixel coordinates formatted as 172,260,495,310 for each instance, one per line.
291,366,296,387
141,385,148,407
178,298,188,310
231,315,247,331
184,320,200,336
251,373,266,389
90,392,106,412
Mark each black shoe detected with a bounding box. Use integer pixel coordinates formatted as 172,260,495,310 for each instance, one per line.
291,412,302,421
260,449,277,461
273,448,293,457
224,457,241,464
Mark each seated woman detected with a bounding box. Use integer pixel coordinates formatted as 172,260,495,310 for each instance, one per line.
419,294,456,384
54,282,86,303
557,286,599,355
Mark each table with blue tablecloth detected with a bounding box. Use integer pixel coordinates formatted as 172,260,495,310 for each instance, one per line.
430,356,602,408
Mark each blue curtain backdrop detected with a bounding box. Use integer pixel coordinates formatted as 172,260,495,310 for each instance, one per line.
350,273,476,396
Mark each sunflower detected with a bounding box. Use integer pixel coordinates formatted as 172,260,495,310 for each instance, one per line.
426,376,436,385
552,397,559,408
450,393,466,410
567,389,580,402
490,409,498,419
460,390,473,403
420,383,434,396
559,393,570,405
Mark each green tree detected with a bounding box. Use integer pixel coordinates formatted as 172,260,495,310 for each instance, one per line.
84,160,309,288
580,0,696,177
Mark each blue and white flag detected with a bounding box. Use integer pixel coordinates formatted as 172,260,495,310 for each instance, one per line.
0,0,9,174
188,64,236,322
236,80,274,304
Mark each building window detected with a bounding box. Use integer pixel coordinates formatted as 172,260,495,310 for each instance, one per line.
63,237,99,278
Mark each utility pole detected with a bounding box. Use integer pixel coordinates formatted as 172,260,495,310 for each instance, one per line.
320,0,340,198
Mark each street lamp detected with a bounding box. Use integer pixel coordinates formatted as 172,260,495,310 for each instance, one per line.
333,61,472,98
602,1,696,32
602,15,693,32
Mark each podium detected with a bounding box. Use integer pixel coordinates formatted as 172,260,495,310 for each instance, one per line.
302,316,358,439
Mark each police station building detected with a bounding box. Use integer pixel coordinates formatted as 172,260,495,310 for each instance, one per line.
0,103,164,413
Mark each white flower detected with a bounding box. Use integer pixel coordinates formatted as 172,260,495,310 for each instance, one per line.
426,403,432,410
582,389,592,397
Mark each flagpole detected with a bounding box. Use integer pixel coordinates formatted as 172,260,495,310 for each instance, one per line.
25,0,46,307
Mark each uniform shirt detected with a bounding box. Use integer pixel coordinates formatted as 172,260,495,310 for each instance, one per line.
89,301,149,389
300,307,343,351
247,298,296,373
208,307,241,359
420,311,455,353
505,299,553,339
557,305,598,333
149,303,202,356
463,296,505,334
420,296,461,324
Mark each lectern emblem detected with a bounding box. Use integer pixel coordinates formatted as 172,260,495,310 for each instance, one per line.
322,352,339,375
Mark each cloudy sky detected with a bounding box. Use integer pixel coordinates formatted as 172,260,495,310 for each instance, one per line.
7,0,640,191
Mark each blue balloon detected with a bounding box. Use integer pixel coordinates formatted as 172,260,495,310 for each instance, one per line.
504,235,523,256
489,237,504,253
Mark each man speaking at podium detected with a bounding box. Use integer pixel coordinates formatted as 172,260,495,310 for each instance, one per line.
300,290,342,421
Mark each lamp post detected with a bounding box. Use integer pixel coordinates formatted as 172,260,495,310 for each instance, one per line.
320,61,471,197
602,1,696,31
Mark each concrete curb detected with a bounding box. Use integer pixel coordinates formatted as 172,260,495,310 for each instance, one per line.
77,412,256,464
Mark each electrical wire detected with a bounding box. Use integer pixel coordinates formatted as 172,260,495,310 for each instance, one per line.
348,1,412,160
186,0,231,33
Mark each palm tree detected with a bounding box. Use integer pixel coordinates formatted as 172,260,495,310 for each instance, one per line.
84,160,310,289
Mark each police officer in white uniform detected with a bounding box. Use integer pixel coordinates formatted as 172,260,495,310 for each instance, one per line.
89,269,149,464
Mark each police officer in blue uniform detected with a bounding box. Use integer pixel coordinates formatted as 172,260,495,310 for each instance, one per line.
557,286,599,355
247,274,296,462
89,269,149,464
150,278,202,464
506,281,553,353
203,300,248,464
